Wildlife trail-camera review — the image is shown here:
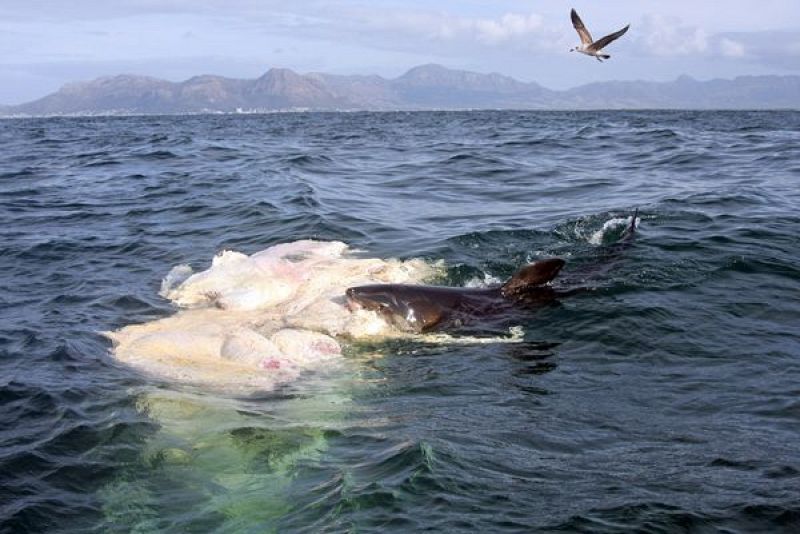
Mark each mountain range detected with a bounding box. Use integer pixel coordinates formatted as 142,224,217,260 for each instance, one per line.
3,64,798,116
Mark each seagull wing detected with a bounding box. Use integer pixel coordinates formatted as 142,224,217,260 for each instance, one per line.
570,9,593,45
588,24,630,52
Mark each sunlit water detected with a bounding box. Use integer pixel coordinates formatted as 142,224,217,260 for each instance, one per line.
1,111,799,532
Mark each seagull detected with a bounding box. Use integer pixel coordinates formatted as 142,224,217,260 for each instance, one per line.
570,8,629,62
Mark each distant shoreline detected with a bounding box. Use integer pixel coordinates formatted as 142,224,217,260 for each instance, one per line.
2,108,799,120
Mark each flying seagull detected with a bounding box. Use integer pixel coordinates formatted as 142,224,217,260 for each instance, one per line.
570,8,629,62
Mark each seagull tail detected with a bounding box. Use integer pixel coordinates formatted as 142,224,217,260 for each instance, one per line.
599,54,610,59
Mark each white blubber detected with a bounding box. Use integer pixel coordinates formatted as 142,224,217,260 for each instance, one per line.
107,240,440,391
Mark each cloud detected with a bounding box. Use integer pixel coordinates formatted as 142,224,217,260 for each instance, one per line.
634,14,800,69
473,13,543,44
638,15,709,56
713,30,800,70
719,38,746,58
337,7,553,48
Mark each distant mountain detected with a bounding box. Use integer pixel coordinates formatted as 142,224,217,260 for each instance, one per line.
3,64,798,116
561,74,800,109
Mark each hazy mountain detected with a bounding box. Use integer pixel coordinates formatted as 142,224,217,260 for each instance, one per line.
3,64,798,116
391,64,554,109
562,74,800,109
306,72,397,109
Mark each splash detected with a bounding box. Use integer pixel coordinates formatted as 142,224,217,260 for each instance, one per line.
106,240,442,391
587,214,639,245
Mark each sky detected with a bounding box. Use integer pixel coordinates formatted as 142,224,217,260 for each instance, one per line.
1,0,799,104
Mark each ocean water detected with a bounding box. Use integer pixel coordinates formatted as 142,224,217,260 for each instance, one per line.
1,110,799,533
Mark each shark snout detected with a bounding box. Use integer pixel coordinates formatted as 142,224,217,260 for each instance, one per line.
345,287,363,312
346,285,390,313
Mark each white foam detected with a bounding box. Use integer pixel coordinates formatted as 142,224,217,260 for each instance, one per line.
417,325,526,345
464,271,503,289
160,264,193,295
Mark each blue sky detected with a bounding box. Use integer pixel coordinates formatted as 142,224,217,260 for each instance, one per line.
1,0,799,104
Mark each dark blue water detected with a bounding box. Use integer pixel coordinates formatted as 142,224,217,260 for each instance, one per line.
1,111,799,533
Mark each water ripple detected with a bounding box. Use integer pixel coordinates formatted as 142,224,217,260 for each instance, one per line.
1,110,799,532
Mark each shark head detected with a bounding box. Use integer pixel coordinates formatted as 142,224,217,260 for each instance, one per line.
346,284,447,332
346,285,397,314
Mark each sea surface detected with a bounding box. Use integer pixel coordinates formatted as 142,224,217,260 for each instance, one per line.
1,110,799,533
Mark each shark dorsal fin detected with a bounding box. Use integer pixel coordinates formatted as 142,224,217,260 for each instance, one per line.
501,258,565,297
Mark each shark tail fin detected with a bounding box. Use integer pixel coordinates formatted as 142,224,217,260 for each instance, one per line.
621,208,638,241
629,208,638,232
